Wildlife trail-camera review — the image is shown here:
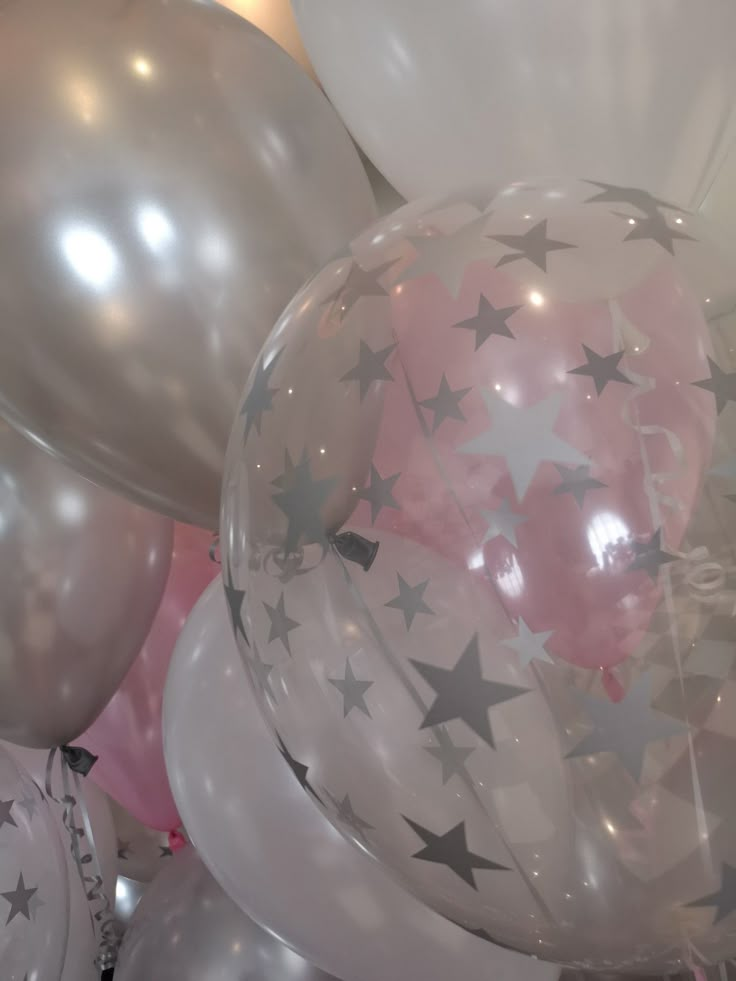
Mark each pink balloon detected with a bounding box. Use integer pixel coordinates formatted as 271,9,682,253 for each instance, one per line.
81,523,218,830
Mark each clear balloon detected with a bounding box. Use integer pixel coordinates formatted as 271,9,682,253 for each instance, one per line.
221,178,736,971
292,0,736,204
4,745,118,981
163,579,559,981
0,747,69,981
108,798,179,885
0,0,375,528
81,523,217,830
116,847,340,981
0,421,172,748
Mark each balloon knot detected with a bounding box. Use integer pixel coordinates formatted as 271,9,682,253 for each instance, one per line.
60,744,99,776
168,829,188,853
331,531,379,571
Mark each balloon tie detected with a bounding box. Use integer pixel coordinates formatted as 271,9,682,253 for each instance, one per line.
45,748,120,975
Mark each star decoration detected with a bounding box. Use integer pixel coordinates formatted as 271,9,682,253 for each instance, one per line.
553,463,607,508
693,358,736,414
583,180,683,215
263,591,300,656
16,794,37,822
685,863,736,924
452,295,522,350
159,846,173,858
419,374,471,431
328,659,373,718
117,839,131,860
384,574,434,630
491,219,575,272
627,528,677,581
276,734,322,804
622,211,695,253
568,345,632,395
223,561,248,646
357,464,401,524
325,790,374,841
403,816,509,888
240,349,282,442
424,730,475,785
459,391,590,500
1,873,37,924
244,643,276,701
0,799,17,830
271,450,337,553
397,213,497,298
502,618,554,667
323,258,398,320
479,498,527,548
566,672,687,781
444,916,517,950
410,634,530,747
340,340,397,401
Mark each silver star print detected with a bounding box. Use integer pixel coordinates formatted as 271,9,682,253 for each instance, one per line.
566,673,687,781
223,561,248,645
583,180,683,215
16,794,37,822
410,634,530,747
419,374,471,432
491,219,575,272
693,357,736,414
271,450,337,553
0,800,16,830
685,863,736,924
452,295,522,350
397,213,496,298
328,659,373,718
403,816,508,888
244,643,276,702
627,528,677,581
553,464,607,508
568,345,632,395
622,211,695,253
357,464,401,524
503,618,553,667
240,349,282,442
459,391,590,500
340,340,397,401
384,574,434,630
276,734,323,804
479,497,527,548
263,591,300,655
424,729,475,785
322,258,398,320
1,873,37,924
325,790,374,841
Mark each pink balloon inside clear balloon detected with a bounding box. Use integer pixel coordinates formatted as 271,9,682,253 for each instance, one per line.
82,523,218,830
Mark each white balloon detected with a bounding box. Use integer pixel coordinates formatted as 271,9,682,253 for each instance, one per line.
292,0,736,205
163,579,559,981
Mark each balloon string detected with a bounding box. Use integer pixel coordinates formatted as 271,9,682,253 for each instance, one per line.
45,749,120,975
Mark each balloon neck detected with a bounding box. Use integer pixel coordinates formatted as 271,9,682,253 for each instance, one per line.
60,744,99,776
168,829,188,853
330,531,379,571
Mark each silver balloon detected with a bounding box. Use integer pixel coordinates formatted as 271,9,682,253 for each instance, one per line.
0,0,375,528
163,579,559,981
0,746,69,981
115,847,340,981
0,421,172,748
220,177,736,971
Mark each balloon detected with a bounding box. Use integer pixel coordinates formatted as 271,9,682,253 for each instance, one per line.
0,0,376,529
215,0,317,80
293,0,736,204
113,876,146,935
108,798,180,885
0,421,172,749
164,579,559,981
4,745,117,981
116,847,340,981
0,746,69,981
220,178,736,970
81,523,217,830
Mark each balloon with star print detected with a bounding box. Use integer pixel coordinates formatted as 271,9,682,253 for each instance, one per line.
222,177,736,970
0,746,68,981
